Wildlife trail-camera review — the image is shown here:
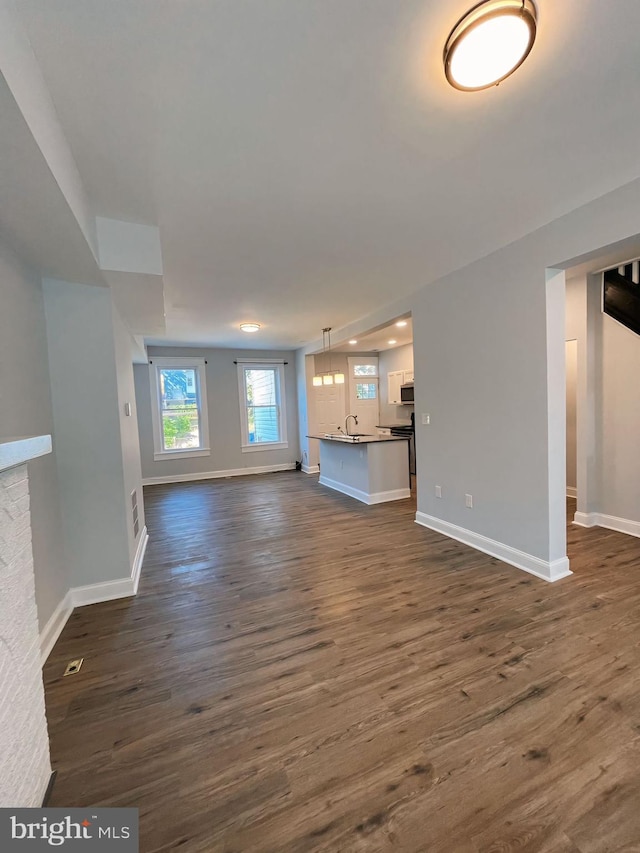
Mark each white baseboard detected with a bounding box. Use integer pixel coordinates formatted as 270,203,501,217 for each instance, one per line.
566,486,577,499
142,463,295,486
70,577,134,608
39,592,73,666
39,528,149,664
573,511,597,528
319,475,411,505
131,527,149,594
573,511,640,538
68,526,149,608
414,511,572,583
302,464,320,474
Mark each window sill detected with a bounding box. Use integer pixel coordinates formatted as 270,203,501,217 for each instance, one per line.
241,442,289,453
154,448,211,461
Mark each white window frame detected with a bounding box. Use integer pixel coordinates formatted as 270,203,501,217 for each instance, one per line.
237,360,288,453
149,357,210,461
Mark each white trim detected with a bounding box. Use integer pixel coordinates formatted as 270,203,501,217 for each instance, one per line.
573,512,640,538
39,591,73,665
573,511,597,528
319,474,410,505
70,577,136,608
70,525,148,607
131,526,149,594
154,447,211,461
143,463,296,486
38,526,148,665
0,435,52,472
414,511,572,583
241,441,289,453
302,464,320,474
149,357,210,458
237,362,288,450
566,486,577,499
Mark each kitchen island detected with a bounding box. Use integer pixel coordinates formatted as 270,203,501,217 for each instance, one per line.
307,434,411,504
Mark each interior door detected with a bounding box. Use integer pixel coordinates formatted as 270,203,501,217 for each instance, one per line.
347,357,379,435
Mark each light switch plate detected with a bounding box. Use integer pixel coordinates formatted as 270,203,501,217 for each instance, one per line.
422,413,430,425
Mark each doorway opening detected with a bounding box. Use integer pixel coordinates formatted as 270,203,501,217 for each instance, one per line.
305,315,415,486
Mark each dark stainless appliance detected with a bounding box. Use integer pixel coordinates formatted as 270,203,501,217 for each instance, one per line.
400,382,414,404
390,412,415,476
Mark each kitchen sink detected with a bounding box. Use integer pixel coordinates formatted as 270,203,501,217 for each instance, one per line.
322,432,373,441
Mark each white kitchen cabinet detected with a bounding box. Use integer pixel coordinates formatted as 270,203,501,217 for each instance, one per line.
387,371,404,405
387,369,414,404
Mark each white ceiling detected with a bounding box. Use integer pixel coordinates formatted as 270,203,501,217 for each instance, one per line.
14,0,640,349
332,317,413,353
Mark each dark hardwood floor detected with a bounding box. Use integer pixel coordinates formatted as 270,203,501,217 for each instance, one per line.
43,475,640,852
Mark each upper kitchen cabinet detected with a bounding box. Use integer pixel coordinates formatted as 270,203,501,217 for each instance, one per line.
388,371,404,405
388,369,413,405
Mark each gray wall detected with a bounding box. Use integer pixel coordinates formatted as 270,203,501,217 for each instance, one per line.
111,305,145,563
378,343,414,427
412,255,559,561
0,237,67,630
600,300,640,522
135,346,299,480
43,280,132,586
295,177,640,573
565,340,577,492
411,177,640,566
565,272,640,523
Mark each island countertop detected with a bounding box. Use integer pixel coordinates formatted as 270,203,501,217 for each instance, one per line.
307,434,409,444
307,432,411,504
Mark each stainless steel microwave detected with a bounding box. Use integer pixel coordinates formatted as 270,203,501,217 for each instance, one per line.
400,382,414,404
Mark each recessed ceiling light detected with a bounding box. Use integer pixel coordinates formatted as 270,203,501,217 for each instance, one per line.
388,339,397,345
396,320,408,327
349,339,358,345
240,323,261,333
444,0,537,92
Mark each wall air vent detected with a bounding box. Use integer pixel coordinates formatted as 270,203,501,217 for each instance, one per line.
131,489,139,538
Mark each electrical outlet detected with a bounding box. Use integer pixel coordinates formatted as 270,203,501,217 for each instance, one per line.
465,494,473,508
422,413,430,425
435,485,442,498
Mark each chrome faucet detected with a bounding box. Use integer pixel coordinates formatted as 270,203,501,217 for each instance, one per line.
345,414,358,436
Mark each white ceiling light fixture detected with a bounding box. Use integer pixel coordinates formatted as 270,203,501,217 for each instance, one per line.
312,328,345,387
396,320,408,327
349,339,358,345
444,0,537,92
388,339,397,345
240,322,261,333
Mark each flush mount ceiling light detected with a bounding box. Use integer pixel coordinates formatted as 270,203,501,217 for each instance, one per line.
396,320,408,328
312,328,345,386
349,339,358,345
444,0,537,91
240,322,261,333
388,339,397,345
